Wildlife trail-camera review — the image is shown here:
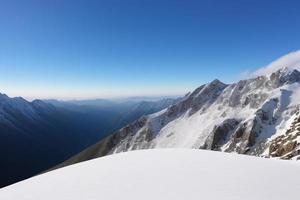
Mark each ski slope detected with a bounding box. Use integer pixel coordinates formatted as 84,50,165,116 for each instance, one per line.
1,149,300,200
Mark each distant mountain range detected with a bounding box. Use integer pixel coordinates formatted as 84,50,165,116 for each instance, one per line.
56,67,300,169
0,96,178,188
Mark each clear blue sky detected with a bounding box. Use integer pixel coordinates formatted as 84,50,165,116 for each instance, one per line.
1,0,300,99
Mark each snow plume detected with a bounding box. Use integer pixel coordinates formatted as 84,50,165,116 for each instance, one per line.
253,49,300,77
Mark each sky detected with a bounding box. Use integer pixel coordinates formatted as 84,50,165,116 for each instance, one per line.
1,0,300,100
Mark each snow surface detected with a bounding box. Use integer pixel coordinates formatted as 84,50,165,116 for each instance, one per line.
1,149,300,200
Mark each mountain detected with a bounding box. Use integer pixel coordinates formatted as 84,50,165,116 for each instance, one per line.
56,67,300,168
110,98,178,129
1,149,300,200
45,98,180,137
0,96,176,188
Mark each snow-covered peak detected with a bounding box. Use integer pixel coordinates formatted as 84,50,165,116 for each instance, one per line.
190,79,227,99
210,78,226,85
203,78,227,91
270,66,300,78
268,67,300,87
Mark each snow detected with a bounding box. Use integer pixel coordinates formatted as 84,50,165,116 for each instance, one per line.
286,82,300,106
148,107,167,118
253,49,300,76
151,87,260,148
153,107,226,148
1,149,300,200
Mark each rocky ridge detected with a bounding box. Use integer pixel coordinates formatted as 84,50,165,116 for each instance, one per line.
56,67,300,168
268,111,300,159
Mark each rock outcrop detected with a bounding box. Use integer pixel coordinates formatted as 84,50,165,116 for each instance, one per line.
268,112,300,159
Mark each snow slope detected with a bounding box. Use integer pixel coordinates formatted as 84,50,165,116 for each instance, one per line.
1,149,300,200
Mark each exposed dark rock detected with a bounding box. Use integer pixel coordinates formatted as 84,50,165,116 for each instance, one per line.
225,118,261,154
203,119,240,150
269,68,300,88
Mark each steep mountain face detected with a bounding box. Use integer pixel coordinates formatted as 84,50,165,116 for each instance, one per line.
267,111,300,159
57,67,300,168
0,96,175,188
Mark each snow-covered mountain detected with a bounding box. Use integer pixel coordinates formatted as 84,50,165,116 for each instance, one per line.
57,67,300,168
2,149,300,200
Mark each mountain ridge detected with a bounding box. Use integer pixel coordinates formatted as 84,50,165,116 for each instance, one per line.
55,67,300,169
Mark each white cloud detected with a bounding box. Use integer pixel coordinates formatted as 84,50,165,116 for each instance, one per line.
252,49,300,77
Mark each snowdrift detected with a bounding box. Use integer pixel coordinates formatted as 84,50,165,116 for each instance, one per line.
1,149,300,200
